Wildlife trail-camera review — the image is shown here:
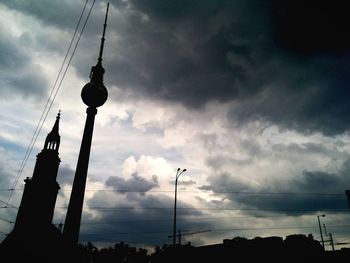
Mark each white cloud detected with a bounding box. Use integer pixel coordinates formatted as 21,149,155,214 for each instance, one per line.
121,155,174,189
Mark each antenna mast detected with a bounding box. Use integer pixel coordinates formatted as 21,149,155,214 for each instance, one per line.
98,2,109,64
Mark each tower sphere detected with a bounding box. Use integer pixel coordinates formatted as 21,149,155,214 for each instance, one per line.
81,81,108,107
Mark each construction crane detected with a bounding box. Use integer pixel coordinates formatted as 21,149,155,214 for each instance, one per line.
168,230,211,245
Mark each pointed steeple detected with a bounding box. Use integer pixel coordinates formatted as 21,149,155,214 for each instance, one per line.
44,111,61,151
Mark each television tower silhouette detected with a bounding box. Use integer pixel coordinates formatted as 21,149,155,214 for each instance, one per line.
63,3,109,245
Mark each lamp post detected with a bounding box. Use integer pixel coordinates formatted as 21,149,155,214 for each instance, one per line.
173,168,186,246
317,214,326,250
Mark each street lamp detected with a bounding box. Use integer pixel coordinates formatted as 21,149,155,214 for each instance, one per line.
173,168,186,246
317,214,326,250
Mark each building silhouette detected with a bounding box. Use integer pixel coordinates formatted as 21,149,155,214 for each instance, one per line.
0,113,66,262
15,112,61,231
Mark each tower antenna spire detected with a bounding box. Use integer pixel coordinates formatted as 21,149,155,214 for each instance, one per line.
98,2,109,64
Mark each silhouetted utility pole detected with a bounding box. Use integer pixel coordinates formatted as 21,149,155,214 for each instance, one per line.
323,224,328,236
172,168,186,246
317,214,326,251
345,190,350,208
323,223,335,252
329,233,335,251
168,230,211,245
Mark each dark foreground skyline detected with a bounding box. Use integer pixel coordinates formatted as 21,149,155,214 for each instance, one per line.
3,232,350,262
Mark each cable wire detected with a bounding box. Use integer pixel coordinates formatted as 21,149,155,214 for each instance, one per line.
6,0,95,205
0,188,346,197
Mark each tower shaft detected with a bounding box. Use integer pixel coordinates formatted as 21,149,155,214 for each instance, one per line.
63,107,97,244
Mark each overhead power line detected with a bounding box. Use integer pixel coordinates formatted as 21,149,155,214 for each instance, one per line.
56,214,291,225
0,200,17,209
50,214,350,227
0,188,346,197
7,0,96,205
0,216,14,224
52,206,349,213
74,224,350,237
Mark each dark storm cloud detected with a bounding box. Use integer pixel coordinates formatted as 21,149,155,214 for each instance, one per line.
0,0,107,100
3,0,350,134
57,164,75,186
115,0,350,136
227,56,350,136
105,173,159,194
170,179,196,187
202,162,350,215
0,0,88,30
82,172,208,246
103,0,268,106
103,0,350,135
83,190,209,246
0,34,48,98
130,0,223,21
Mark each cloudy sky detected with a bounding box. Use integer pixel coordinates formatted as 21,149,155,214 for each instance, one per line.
1,0,350,251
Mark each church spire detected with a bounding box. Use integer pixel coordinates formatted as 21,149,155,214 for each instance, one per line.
44,111,61,151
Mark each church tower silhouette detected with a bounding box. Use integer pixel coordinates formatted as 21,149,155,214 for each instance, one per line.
14,112,61,231
0,112,65,262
